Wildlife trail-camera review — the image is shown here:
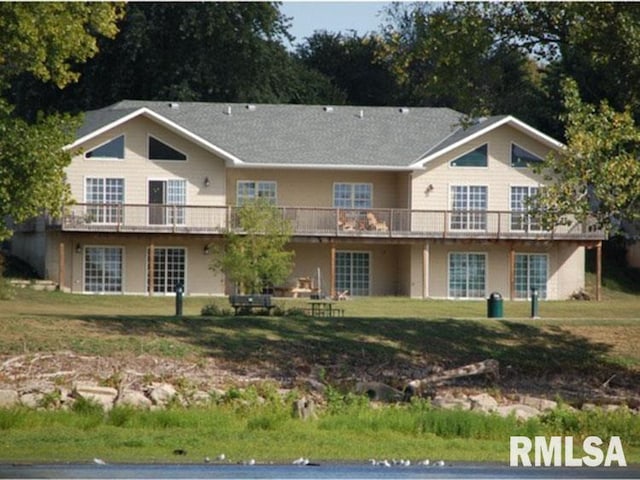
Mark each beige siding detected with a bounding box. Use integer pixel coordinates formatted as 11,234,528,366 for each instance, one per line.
412,125,549,211
226,169,408,208
67,117,226,207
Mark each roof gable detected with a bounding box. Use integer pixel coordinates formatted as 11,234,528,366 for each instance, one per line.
68,102,562,170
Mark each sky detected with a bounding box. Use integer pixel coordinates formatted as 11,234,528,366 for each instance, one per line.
279,2,390,48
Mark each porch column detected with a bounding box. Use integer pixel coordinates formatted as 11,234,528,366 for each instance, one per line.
58,242,65,291
509,244,515,301
330,243,336,299
148,243,154,296
422,242,429,299
596,241,602,301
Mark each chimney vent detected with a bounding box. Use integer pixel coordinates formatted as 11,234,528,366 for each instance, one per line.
399,107,410,114
225,106,232,116
323,106,334,113
246,104,256,111
358,109,364,119
168,102,179,109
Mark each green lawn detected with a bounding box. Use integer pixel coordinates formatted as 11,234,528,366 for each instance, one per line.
1,286,640,464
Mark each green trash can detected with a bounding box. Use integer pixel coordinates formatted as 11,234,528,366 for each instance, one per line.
487,292,503,318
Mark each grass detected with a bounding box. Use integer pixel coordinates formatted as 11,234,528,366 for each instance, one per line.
1,279,640,464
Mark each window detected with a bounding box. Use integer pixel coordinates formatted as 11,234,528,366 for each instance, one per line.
511,186,541,231
85,178,124,223
335,251,370,296
85,135,125,159
448,253,486,298
147,247,186,294
515,254,547,299
148,136,186,161
84,247,123,293
511,144,542,168
450,185,487,230
333,183,372,208
148,179,186,225
450,144,488,167
237,181,277,206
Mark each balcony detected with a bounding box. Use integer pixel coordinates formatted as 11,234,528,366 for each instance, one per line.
54,204,605,241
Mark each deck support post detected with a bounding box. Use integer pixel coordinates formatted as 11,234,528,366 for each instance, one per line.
330,243,336,299
596,240,602,301
422,242,429,299
58,242,65,291
148,243,154,296
509,244,515,301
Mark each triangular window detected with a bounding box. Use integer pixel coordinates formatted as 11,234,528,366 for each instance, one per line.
85,135,125,159
511,144,542,168
149,136,186,161
450,144,487,167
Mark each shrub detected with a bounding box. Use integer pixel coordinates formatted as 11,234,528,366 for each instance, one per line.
201,303,233,316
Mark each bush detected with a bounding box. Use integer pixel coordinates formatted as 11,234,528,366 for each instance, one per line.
201,303,232,316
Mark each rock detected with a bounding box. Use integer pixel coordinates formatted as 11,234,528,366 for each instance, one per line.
469,393,498,413
293,396,317,420
0,389,20,408
116,389,152,409
432,393,471,411
355,381,403,403
519,395,557,411
189,390,212,406
20,392,43,409
73,382,118,411
496,404,541,421
148,383,180,406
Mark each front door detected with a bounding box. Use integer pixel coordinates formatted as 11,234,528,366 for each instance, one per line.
149,181,165,225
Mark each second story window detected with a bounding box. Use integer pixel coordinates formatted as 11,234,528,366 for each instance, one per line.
85,178,124,224
85,135,125,160
450,144,488,167
450,185,487,230
511,144,542,168
237,181,277,206
148,136,187,161
511,186,541,232
333,183,372,209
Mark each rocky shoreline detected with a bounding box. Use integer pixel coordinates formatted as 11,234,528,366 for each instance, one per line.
1,351,638,420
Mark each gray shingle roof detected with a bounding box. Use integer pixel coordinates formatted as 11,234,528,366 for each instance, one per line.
76,101,505,168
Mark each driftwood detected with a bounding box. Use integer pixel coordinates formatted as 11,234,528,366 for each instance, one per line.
403,359,499,401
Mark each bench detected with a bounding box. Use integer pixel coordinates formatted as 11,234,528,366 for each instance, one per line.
229,294,275,315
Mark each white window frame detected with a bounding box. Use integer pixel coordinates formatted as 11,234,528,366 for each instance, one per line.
514,253,548,299
84,134,125,160
84,177,125,224
448,252,487,299
236,181,277,206
510,185,542,232
146,246,187,295
335,250,371,296
83,246,124,294
450,185,488,231
333,183,373,209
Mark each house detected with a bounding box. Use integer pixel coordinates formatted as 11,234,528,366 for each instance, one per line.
10,101,605,299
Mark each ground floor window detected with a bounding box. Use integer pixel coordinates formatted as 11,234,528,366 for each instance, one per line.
335,251,370,296
148,247,186,294
84,247,123,293
515,253,548,299
448,252,486,298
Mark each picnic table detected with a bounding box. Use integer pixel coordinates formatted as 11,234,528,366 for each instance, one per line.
306,300,344,317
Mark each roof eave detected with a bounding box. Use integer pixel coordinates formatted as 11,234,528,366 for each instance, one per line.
409,116,565,168
64,107,245,166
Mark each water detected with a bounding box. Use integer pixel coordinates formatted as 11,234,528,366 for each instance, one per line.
1,463,638,479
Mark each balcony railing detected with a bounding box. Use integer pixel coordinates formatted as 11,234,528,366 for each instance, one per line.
53,203,605,241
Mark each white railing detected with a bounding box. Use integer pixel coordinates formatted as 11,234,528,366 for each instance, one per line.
55,204,605,240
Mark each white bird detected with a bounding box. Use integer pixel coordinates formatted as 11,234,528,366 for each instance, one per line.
434,460,445,467
204,456,210,464
419,459,430,466
216,453,226,462
292,457,309,465
402,459,411,467
380,459,391,467
247,459,255,466
93,458,106,465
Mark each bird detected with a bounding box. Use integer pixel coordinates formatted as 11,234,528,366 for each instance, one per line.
93,458,106,465
419,459,430,466
204,457,210,464
216,453,226,462
434,460,445,467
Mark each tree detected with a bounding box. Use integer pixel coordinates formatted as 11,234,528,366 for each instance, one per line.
531,79,640,236
211,200,294,294
0,3,123,241
8,2,344,116
296,31,398,106
376,2,544,119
